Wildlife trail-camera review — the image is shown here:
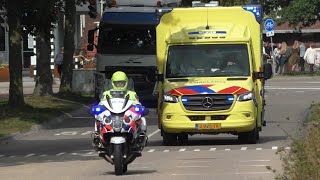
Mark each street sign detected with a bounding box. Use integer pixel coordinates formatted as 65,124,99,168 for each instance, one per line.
266,31,274,37
264,19,274,32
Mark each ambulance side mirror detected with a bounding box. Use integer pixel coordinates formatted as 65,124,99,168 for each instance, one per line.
263,63,273,80
156,73,164,82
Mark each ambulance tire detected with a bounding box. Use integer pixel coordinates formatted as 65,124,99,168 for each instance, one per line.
177,134,188,145
238,124,259,144
162,131,177,146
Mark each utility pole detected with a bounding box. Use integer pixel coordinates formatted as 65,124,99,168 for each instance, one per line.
99,0,105,16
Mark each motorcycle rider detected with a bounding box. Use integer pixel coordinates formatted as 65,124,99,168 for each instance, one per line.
92,71,147,151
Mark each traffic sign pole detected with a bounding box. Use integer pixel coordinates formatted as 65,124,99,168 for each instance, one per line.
264,19,276,74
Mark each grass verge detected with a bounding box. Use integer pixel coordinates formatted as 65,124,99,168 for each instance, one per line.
276,104,320,179
0,94,95,138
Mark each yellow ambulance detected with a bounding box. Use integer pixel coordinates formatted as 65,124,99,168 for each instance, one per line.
155,2,272,145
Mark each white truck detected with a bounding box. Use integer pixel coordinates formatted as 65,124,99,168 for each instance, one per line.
88,0,181,103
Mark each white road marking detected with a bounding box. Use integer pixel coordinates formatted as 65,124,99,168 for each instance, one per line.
56,152,65,156
86,151,95,155
225,149,231,151
239,165,267,167
71,153,78,155
285,147,291,150
235,172,272,175
179,148,186,152
240,160,271,162
256,148,262,150
172,174,201,176
81,131,93,135
54,131,78,136
9,156,15,158
147,149,155,152
40,155,47,157
25,154,35,157
241,147,247,150
163,150,169,152
272,146,278,150
266,87,320,90
194,149,200,152
0,155,4,158
177,165,209,168
147,129,160,138
209,148,216,151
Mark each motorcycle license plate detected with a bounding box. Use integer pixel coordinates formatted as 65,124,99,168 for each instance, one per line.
196,123,221,130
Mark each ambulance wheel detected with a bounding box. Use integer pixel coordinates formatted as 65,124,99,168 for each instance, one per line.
178,134,188,145
162,130,177,146
238,124,259,144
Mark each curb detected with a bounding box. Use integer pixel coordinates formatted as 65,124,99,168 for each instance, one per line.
0,113,70,143
0,103,92,143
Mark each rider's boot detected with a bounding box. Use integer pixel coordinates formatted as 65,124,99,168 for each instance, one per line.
92,132,101,151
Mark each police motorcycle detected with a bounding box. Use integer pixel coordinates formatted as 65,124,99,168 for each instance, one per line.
90,90,149,175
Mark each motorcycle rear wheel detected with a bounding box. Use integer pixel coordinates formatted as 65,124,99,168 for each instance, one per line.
114,144,124,176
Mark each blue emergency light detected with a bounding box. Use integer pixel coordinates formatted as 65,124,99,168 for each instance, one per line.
91,105,106,115
242,4,263,23
134,105,145,113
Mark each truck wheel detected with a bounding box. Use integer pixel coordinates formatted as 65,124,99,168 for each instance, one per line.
162,131,177,146
238,126,259,144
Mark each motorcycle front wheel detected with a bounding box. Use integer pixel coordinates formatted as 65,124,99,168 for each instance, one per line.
114,144,124,175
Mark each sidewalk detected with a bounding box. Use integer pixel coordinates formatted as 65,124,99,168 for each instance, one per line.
0,77,60,96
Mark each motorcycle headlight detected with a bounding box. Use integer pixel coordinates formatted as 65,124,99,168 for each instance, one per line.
163,94,178,103
237,91,254,102
112,116,123,132
103,115,112,124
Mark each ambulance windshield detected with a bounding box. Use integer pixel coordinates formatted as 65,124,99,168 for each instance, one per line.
165,44,250,78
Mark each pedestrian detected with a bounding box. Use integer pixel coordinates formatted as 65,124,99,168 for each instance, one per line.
279,42,290,74
273,43,282,74
288,40,300,72
299,41,306,71
55,47,64,78
304,44,317,72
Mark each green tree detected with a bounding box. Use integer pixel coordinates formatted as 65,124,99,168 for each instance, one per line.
1,0,25,107
267,0,320,28
59,0,88,94
59,0,76,94
26,0,63,96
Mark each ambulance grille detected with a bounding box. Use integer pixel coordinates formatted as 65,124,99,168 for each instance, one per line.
181,94,234,111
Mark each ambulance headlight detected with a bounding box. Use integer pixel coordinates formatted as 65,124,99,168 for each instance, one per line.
237,91,254,102
163,94,178,103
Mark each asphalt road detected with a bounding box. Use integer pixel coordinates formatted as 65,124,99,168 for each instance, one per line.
1,76,320,179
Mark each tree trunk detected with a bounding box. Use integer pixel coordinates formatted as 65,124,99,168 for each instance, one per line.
59,0,76,93
7,0,24,107
33,30,53,96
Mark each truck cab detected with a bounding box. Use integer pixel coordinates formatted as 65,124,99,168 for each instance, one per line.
156,2,273,145
88,0,181,104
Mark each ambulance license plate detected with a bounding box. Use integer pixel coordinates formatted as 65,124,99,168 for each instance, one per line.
196,123,221,130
